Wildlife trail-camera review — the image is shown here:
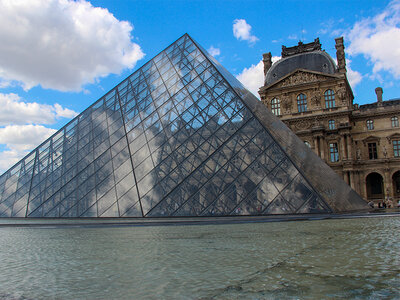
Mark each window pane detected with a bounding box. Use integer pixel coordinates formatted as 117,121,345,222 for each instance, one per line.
329,143,339,162
328,120,335,130
324,89,335,108
271,98,281,116
297,94,307,112
367,120,374,130
393,140,400,157
391,116,399,128
368,143,378,159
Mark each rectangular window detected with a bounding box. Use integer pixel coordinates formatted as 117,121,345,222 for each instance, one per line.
368,143,378,159
329,143,339,162
393,140,400,157
366,120,374,130
392,117,399,128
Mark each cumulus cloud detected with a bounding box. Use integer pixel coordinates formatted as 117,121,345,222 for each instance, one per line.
346,60,363,88
0,93,78,126
0,125,57,152
233,19,259,44
0,149,26,173
0,125,57,172
0,93,77,172
0,0,144,91
207,46,221,57
236,57,280,97
347,0,400,79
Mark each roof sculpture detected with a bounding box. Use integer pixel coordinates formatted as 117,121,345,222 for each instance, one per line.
0,34,368,217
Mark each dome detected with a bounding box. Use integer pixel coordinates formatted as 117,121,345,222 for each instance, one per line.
265,51,338,86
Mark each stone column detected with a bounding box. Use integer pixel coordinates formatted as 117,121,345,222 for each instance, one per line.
361,172,368,200
343,171,350,185
319,136,326,160
349,171,354,189
384,167,392,202
346,134,353,160
340,135,347,160
313,137,319,156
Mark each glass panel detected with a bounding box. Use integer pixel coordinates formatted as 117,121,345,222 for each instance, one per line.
0,34,331,218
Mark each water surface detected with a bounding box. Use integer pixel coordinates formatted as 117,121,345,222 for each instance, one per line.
0,217,399,299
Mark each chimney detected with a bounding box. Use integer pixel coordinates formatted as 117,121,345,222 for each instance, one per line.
262,52,272,76
375,87,383,103
335,37,346,73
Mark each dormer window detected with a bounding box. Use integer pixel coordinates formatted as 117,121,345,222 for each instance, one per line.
297,93,307,112
324,89,335,108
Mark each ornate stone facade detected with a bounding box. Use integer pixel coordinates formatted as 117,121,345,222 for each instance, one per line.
259,37,400,206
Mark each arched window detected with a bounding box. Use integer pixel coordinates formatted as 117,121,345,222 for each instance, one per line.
324,89,335,108
271,98,281,116
366,119,374,130
391,116,399,128
328,119,335,130
297,93,307,112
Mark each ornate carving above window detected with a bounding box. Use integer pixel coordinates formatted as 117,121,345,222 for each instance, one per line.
362,136,380,146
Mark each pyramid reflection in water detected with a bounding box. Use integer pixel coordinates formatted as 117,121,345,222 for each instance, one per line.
0,34,368,217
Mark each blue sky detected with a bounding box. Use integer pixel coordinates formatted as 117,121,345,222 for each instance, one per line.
0,0,399,172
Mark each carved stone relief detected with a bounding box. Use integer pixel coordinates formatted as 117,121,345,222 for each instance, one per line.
281,93,292,113
293,119,312,131
336,84,347,105
310,88,321,107
279,72,319,87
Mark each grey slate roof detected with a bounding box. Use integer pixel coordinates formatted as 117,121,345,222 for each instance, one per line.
265,51,338,86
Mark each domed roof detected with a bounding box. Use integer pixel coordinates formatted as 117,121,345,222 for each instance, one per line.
265,51,338,86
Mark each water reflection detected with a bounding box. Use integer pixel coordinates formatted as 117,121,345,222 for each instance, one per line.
0,217,399,299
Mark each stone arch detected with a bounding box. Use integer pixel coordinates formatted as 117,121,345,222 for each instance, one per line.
392,170,400,198
366,172,384,200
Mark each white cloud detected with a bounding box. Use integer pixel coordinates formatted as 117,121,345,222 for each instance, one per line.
0,125,56,152
346,60,363,89
233,19,259,44
0,149,26,173
288,34,298,40
53,103,78,119
0,92,77,172
0,79,11,89
236,56,281,98
0,0,144,92
207,46,221,57
347,0,400,79
0,124,57,172
0,93,78,126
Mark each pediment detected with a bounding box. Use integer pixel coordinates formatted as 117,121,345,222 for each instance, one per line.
387,133,400,144
264,69,340,90
362,135,381,145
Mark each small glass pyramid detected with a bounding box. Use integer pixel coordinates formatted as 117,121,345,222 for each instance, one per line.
0,34,367,217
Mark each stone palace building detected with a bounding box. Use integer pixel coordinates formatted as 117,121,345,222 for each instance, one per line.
259,37,400,205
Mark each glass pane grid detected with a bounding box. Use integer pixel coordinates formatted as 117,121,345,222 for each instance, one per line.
0,34,335,218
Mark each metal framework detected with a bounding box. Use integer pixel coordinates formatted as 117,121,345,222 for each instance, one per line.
0,34,367,217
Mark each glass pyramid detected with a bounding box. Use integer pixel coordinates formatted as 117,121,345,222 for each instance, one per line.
0,34,367,217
